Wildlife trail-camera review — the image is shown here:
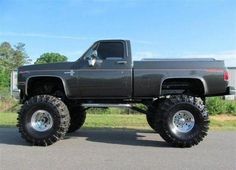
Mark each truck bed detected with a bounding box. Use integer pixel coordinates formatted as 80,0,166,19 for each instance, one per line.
133,59,227,97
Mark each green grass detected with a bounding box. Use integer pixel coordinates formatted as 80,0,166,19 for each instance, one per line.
210,115,236,131
0,112,18,127
84,114,149,129
1,112,236,130
210,119,236,131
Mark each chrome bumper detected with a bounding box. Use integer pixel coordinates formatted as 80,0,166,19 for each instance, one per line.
226,86,236,95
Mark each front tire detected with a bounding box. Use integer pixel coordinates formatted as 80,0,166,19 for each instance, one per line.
146,112,156,131
17,95,70,146
147,99,165,132
155,95,209,147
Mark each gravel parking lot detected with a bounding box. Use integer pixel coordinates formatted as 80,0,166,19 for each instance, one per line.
0,128,235,170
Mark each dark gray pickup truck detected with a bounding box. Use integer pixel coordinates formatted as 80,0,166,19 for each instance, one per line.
16,40,234,147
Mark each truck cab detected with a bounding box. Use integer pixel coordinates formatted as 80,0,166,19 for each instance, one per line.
75,40,132,98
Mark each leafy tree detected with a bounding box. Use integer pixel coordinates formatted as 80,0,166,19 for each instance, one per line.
0,42,30,88
0,67,9,88
35,52,68,64
13,43,30,69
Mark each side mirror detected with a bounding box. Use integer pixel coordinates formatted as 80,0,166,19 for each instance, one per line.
92,50,98,58
88,57,96,67
87,50,98,67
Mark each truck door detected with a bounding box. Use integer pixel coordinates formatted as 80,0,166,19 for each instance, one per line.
77,41,132,98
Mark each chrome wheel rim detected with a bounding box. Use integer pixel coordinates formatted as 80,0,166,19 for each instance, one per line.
31,110,53,132
172,110,195,133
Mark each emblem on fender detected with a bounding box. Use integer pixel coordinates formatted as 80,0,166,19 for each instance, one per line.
64,70,75,76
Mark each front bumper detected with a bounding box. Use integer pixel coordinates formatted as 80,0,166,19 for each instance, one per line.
225,86,236,95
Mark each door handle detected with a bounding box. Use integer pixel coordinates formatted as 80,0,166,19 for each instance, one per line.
116,60,127,64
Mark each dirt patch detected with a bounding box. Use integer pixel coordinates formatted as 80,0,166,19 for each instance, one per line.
210,115,236,121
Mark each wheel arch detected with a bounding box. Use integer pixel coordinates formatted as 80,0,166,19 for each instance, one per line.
25,75,69,97
160,77,208,96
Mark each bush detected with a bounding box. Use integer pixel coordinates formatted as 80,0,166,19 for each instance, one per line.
206,97,225,115
0,87,19,112
0,97,19,112
225,102,236,116
206,97,236,115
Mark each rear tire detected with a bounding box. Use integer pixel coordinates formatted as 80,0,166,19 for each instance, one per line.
155,95,209,147
67,106,86,133
17,95,70,146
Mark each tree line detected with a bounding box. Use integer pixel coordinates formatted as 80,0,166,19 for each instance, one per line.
0,41,68,88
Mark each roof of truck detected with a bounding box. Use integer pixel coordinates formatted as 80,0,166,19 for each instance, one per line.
97,39,129,42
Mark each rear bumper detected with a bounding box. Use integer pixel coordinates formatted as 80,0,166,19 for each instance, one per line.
225,86,236,95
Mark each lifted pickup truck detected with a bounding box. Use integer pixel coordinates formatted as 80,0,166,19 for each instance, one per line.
17,40,234,147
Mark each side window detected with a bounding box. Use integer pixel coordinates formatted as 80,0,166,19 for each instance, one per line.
97,42,124,60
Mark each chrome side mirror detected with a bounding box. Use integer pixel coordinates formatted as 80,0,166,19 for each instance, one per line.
88,57,96,67
87,50,98,66
92,50,98,58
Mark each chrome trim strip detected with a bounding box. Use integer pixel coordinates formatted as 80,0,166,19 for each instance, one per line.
22,69,131,72
21,68,224,72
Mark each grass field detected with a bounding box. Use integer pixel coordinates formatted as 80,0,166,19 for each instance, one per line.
0,112,235,130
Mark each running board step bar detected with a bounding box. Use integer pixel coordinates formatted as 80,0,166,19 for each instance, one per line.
81,103,132,108
81,103,147,114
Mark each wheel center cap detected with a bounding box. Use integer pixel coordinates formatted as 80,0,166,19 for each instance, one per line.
179,118,185,125
172,110,195,133
31,110,53,132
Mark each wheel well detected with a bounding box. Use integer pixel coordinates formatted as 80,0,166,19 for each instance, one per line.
27,77,66,98
161,78,205,96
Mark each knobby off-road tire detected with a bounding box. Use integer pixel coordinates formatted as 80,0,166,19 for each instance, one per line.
147,99,165,132
17,95,70,146
154,95,209,147
67,106,86,133
146,111,156,130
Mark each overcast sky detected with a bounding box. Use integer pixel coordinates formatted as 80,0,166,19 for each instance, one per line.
0,0,235,66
